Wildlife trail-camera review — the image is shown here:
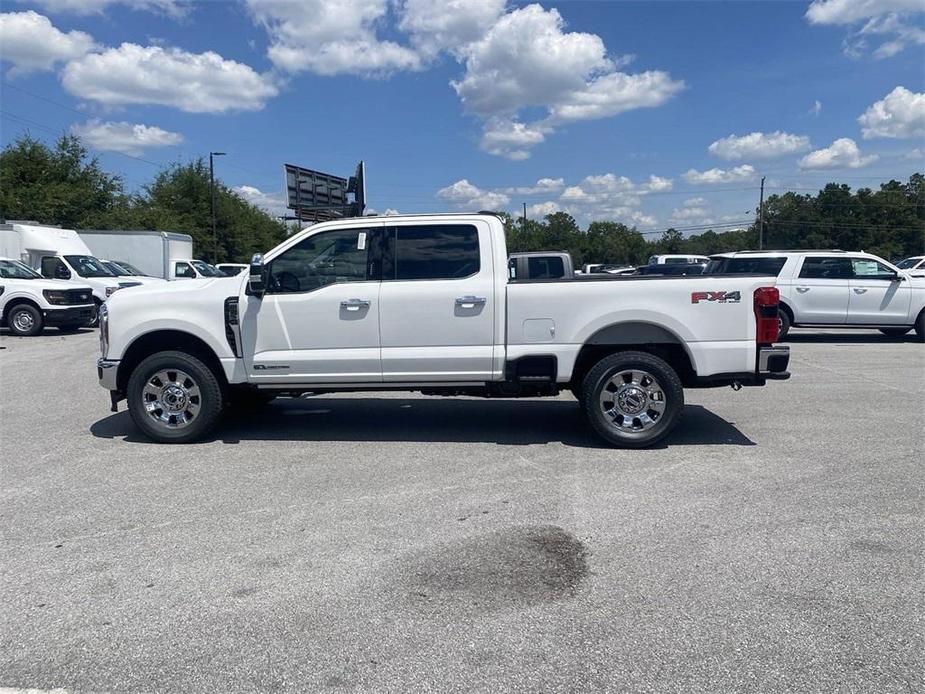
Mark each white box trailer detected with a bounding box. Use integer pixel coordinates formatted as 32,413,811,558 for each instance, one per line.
79,230,195,280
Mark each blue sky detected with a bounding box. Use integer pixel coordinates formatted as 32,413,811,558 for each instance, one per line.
1,0,923,235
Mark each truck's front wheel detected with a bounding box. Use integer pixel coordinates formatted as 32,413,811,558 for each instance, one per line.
127,351,224,443
581,351,684,448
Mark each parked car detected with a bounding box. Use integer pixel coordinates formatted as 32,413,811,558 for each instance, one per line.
0,257,95,335
215,263,249,277
647,254,710,265
582,263,637,275
635,263,708,276
101,260,167,286
708,250,925,340
509,252,574,279
896,256,925,278
98,213,789,448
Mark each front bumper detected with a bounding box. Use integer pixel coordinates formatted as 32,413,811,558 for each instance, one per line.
44,305,95,326
98,358,120,390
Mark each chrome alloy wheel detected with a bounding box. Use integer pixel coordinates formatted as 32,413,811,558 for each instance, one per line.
11,309,35,332
598,369,667,432
142,369,202,429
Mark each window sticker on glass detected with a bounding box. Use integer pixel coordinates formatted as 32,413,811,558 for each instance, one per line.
357,232,367,250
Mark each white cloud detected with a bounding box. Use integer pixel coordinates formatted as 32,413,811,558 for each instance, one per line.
682,165,756,185
806,0,925,58
683,197,706,207
234,185,289,218
858,86,925,139
903,147,924,161
479,118,549,160
70,119,183,155
437,179,510,210
451,4,683,158
0,11,96,75
62,43,279,113
798,138,879,169
708,131,811,160
504,178,565,195
246,0,420,76
16,0,189,17
526,201,560,217
810,99,823,116
398,0,507,60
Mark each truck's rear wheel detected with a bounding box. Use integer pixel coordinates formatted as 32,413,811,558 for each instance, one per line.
581,351,684,448
127,351,224,443
7,303,43,336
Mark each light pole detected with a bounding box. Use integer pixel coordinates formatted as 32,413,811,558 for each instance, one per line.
209,151,226,262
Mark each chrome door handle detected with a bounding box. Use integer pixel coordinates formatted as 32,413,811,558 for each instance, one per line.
455,296,486,308
853,287,868,294
340,299,370,311
795,287,810,293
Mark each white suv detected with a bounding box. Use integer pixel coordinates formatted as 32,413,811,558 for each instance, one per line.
708,250,925,341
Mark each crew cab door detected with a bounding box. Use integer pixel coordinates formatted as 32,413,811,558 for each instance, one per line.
378,221,496,381
847,258,911,324
241,225,383,384
790,256,852,323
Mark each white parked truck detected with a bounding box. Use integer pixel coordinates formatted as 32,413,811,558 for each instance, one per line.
77,229,210,281
97,214,791,447
0,258,95,335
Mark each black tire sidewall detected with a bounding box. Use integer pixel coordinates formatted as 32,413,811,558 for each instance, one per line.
127,351,223,443
581,351,684,448
778,310,791,340
8,304,43,336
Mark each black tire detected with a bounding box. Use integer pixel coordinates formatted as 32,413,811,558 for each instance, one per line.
6,303,43,336
915,311,925,343
127,351,224,443
87,298,102,328
581,350,684,448
879,327,911,338
57,323,84,333
777,309,791,341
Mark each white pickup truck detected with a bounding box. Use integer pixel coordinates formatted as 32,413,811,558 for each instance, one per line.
97,214,790,447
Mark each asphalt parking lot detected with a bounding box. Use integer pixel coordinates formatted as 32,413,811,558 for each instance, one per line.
1,328,923,692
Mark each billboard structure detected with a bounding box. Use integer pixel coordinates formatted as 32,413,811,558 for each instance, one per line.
284,161,366,222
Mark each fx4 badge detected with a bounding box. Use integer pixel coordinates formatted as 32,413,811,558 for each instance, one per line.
691,290,741,304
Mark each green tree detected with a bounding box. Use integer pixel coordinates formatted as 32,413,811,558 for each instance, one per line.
0,134,124,227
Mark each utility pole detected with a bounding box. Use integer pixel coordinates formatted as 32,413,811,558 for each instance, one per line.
757,175,766,250
522,202,527,232
209,151,226,262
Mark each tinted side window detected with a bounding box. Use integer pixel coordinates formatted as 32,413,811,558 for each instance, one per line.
41,256,68,279
269,228,370,293
175,262,195,278
725,257,787,275
392,225,480,280
798,257,852,279
528,256,565,279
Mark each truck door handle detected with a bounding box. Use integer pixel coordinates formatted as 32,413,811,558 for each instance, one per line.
340,299,370,311
853,287,868,294
455,296,486,308
795,287,810,293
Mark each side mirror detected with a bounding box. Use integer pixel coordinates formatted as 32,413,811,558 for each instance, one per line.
248,253,266,297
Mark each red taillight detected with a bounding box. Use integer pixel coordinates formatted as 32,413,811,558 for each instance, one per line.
754,286,780,345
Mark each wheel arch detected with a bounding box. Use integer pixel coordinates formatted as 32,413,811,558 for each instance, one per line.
570,321,696,388
118,329,227,393
779,300,794,322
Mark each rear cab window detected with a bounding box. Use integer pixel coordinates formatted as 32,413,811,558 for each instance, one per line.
384,224,480,280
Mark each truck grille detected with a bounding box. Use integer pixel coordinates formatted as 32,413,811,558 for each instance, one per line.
58,289,94,305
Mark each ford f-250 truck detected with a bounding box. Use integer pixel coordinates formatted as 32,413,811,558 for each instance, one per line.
97,214,790,447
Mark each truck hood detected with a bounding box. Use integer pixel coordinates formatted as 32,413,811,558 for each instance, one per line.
106,274,242,308
3,278,95,293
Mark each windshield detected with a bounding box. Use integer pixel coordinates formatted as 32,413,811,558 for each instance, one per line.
0,259,42,279
896,257,923,269
64,255,115,278
103,261,130,276
191,260,223,277
114,260,147,276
